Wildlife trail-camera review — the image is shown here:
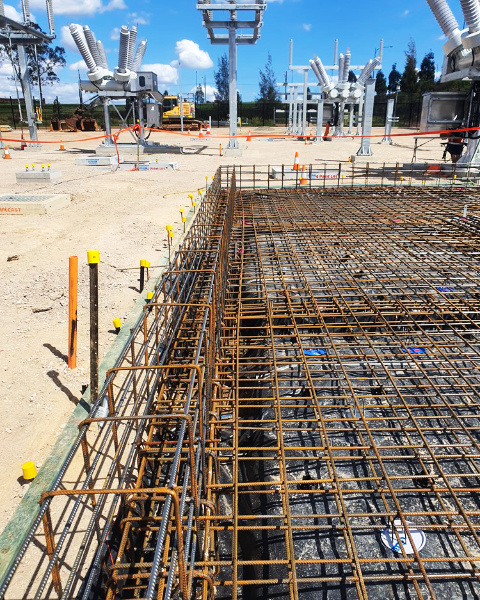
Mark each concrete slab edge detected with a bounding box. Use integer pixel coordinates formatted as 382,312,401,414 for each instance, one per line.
0,198,201,588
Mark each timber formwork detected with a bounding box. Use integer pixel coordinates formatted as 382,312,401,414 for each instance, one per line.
3,172,480,600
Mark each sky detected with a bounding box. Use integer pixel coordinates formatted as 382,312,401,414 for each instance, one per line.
0,0,470,104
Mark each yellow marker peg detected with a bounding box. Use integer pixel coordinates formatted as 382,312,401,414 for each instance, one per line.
25,164,29,171
41,164,45,171
192,201,196,207
140,259,147,267
182,216,186,223
169,231,174,239
179,208,184,214
146,292,154,301
145,261,151,268
113,318,122,332
31,164,35,170
22,461,37,481
87,250,100,264
166,224,172,232
47,163,51,170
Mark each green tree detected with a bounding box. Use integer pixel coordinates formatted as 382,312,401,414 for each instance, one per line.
376,70,387,96
214,53,229,102
400,39,419,95
257,52,279,102
3,23,65,87
387,63,402,93
348,70,357,83
195,85,205,103
419,51,436,92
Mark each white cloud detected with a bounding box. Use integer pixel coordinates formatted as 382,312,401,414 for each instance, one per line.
111,27,120,40
142,63,178,86
4,4,23,21
190,84,217,102
69,59,88,71
172,40,213,70
302,23,312,32
402,9,410,16
128,12,150,25
30,0,126,16
39,82,82,103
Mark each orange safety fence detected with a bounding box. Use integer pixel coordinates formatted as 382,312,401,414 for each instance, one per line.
2,124,480,152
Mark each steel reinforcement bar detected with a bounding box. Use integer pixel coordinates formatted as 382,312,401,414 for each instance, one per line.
210,179,480,600
0,169,235,600
4,172,480,599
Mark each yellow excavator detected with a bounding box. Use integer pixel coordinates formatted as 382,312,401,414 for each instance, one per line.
161,96,202,131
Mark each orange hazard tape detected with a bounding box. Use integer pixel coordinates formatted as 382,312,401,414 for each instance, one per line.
2,124,480,150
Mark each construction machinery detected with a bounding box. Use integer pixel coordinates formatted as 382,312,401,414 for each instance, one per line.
50,103,101,132
161,95,202,131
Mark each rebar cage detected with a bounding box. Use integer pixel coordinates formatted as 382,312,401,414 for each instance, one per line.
3,169,480,600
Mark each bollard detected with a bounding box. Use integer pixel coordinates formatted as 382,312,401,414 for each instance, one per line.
87,250,100,405
68,256,78,369
113,318,122,333
139,259,146,293
22,461,37,480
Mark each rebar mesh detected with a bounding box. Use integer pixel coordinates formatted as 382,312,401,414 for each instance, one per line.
3,175,480,600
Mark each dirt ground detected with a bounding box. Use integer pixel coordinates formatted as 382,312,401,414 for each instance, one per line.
0,125,446,532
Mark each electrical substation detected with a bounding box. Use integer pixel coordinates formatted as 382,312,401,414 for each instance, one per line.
4,1,480,600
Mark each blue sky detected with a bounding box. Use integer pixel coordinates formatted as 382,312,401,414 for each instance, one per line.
0,0,469,102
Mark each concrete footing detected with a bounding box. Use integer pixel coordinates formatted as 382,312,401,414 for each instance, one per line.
223,147,243,157
0,193,71,215
16,171,62,184
75,156,119,166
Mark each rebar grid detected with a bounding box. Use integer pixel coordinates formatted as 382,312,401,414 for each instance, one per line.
0,171,236,600
5,174,480,600
224,163,480,190
210,183,480,600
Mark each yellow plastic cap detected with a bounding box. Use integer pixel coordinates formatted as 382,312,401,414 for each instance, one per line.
192,201,196,207
166,224,172,232
179,208,184,213
87,250,100,264
188,194,194,200
169,231,174,238
145,261,151,268
113,318,122,329
140,259,147,267
146,292,154,300
182,216,186,223
22,461,37,481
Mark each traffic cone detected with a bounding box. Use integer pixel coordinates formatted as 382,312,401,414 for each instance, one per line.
20,135,27,151
199,130,204,139
206,123,211,135
59,140,65,151
293,151,299,171
246,129,252,142
300,165,307,185
3,145,11,159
